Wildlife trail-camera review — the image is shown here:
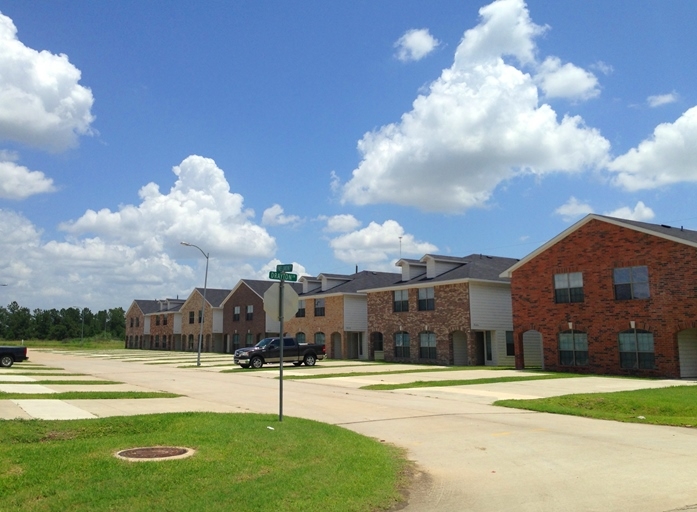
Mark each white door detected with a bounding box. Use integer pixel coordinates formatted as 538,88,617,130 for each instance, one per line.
678,329,697,378
453,331,467,365
522,330,543,369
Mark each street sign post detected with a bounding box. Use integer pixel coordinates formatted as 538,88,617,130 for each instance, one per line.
268,271,297,281
265,264,298,421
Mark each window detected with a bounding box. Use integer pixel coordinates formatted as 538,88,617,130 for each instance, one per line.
245,333,254,346
418,287,435,311
484,331,492,362
619,330,655,369
558,331,588,366
419,332,437,359
188,334,194,350
189,311,195,324
614,266,650,300
372,332,384,352
314,299,325,317
296,300,305,317
163,315,168,325
198,309,203,323
155,315,160,326
554,272,584,303
314,332,325,345
130,317,134,328
232,333,240,350
154,335,159,348
506,331,515,357
394,332,410,358
246,305,253,321
393,290,409,312
136,317,140,327
296,332,306,344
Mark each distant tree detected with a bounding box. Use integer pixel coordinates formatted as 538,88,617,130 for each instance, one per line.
6,301,32,340
109,307,126,339
0,305,8,339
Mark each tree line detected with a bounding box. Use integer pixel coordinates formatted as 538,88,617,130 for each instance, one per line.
0,301,126,341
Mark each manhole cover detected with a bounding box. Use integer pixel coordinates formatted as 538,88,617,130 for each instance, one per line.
115,446,195,462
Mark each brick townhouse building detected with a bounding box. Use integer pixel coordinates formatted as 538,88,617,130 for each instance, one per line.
221,279,302,353
284,270,400,360
364,254,518,366
502,214,697,378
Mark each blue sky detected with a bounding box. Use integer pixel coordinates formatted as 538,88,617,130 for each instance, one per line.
1,0,697,311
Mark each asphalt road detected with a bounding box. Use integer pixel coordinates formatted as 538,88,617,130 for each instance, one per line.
20,351,697,512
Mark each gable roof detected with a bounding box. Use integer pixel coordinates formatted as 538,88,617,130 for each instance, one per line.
358,254,518,292
132,299,160,315
300,270,401,298
501,214,697,278
194,287,233,308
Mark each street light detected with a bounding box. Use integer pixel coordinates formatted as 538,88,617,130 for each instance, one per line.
181,241,209,367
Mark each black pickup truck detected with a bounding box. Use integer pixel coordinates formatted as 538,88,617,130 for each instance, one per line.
234,337,325,369
0,346,29,368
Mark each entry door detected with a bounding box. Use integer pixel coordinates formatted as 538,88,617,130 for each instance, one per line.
453,331,467,365
678,329,697,378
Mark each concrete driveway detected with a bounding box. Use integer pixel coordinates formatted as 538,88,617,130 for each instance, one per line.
10,351,697,512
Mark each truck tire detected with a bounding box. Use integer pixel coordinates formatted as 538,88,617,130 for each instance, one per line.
0,355,13,368
250,356,263,369
303,353,316,366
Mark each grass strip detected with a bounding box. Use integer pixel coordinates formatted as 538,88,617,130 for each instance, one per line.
494,385,697,427
361,373,583,390
0,391,181,400
0,373,86,377
0,380,121,385
0,412,409,512
281,366,510,380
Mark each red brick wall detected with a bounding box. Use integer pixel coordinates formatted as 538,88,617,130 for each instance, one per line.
149,313,175,350
222,284,268,349
284,296,343,356
511,219,697,378
367,283,472,365
125,303,144,349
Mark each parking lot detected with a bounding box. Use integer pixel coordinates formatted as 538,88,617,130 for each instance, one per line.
3,349,697,512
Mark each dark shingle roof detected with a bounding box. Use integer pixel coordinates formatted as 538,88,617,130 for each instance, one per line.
241,279,302,298
195,288,233,308
134,300,160,315
300,270,401,297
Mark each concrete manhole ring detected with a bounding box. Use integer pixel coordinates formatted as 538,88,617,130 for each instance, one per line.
115,446,196,462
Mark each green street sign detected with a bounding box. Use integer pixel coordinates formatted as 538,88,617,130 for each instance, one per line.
276,263,293,272
269,271,298,282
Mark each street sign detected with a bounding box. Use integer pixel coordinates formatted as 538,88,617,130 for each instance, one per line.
269,271,297,282
263,283,300,321
276,263,293,273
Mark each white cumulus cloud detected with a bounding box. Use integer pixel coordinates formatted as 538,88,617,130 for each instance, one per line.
535,56,600,101
341,0,610,213
323,214,361,233
609,106,697,190
0,11,95,151
262,204,301,227
647,92,678,108
0,159,55,199
605,201,655,221
328,220,437,267
394,28,440,62
554,197,594,222
60,155,276,259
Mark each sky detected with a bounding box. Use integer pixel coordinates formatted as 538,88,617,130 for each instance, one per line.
1,0,697,312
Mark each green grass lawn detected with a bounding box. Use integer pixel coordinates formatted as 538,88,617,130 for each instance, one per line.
360,372,582,390
3,339,126,350
280,365,512,380
495,385,697,427
0,391,181,400
0,412,409,512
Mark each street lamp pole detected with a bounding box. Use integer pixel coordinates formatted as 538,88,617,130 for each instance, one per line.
181,242,209,367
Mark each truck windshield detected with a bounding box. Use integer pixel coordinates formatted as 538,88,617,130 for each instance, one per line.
255,338,275,348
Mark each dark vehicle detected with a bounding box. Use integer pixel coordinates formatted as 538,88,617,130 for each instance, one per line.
0,346,29,368
234,337,325,369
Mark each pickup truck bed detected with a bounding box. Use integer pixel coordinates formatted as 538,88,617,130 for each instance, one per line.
0,346,29,368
